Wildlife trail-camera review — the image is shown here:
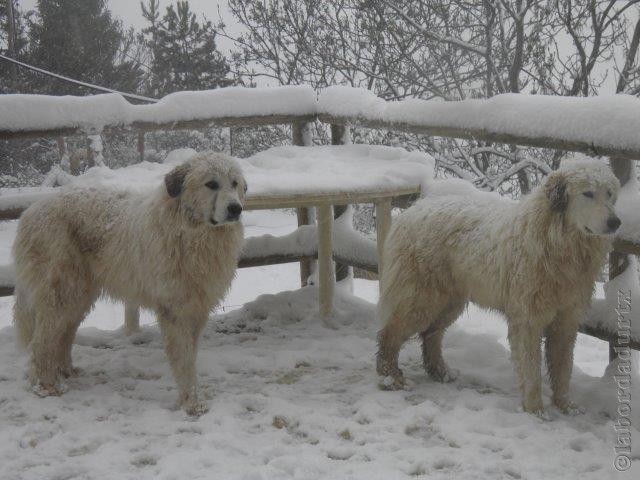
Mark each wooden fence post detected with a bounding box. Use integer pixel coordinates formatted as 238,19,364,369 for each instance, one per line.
56,137,69,172
137,132,145,163
124,303,140,335
293,122,314,286
375,199,392,291
608,156,634,362
86,136,95,169
317,204,334,315
330,123,350,282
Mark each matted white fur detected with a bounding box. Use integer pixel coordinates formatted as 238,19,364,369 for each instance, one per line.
376,158,621,416
12,151,246,415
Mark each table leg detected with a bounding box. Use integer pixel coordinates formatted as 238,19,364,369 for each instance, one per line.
124,302,140,335
375,199,392,292
317,205,334,316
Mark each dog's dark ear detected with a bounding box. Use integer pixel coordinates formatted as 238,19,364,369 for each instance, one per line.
545,172,568,213
165,164,189,197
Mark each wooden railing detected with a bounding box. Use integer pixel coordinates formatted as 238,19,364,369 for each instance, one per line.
1,88,638,352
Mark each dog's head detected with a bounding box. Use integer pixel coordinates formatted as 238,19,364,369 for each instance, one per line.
544,156,621,236
164,151,247,227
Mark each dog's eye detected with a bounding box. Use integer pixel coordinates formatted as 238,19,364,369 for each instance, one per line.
232,180,238,188
582,191,594,199
244,183,248,193
205,180,219,190
607,189,612,199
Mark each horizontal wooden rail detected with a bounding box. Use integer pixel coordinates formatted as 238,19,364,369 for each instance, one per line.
245,187,421,210
0,251,376,298
579,324,640,351
613,238,640,256
0,114,318,140
319,113,640,161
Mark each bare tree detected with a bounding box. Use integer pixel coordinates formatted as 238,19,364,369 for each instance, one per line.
221,0,640,195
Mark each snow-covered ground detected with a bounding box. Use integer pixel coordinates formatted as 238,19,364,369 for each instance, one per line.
0,209,638,480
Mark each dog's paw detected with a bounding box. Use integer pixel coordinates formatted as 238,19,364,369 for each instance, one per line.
426,363,459,383
522,406,551,421
521,398,550,420
183,398,210,417
554,399,585,416
32,381,67,397
379,374,406,391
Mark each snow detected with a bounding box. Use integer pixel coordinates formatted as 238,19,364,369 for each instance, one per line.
0,86,317,133
584,256,640,342
242,145,433,197
0,210,638,479
5,84,640,160
616,163,640,243
319,86,640,153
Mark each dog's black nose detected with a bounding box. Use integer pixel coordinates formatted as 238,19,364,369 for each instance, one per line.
227,203,242,220
607,216,621,232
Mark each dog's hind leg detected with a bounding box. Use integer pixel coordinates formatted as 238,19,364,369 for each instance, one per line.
376,307,418,390
29,259,95,395
13,287,36,348
420,302,465,383
30,306,72,396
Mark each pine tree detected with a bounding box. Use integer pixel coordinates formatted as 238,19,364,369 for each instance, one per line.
26,0,144,95
0,0,29,93
141,0,232,97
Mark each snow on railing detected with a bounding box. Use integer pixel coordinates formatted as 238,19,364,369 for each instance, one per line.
0,86,318,137
4,85,640,159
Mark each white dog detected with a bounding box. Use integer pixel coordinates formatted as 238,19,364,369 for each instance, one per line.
376,158,620,416
13,151,246,415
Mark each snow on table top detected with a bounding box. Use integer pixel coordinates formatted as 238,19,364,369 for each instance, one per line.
242,145,433,197
0,86,317,132
319,86,640,153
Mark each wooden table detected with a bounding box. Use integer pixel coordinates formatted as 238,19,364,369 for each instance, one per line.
245,185,419,316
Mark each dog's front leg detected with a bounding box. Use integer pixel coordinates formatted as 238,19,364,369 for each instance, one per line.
545,314,582,414
508,321,545,416
158,310,209,416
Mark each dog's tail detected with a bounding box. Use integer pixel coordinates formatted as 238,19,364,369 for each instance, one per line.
13,287,35,348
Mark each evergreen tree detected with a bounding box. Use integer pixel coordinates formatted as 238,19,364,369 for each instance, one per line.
141,0,232,97
0,0,29,93
27,0,143,95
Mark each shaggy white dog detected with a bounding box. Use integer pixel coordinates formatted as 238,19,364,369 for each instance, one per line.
376,158,620,416
13,152,246,415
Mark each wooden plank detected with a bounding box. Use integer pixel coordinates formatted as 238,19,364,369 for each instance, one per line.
331,123,350,282
614,238,640,256
124,303,140,336
608,155,634,361
317,205,334,316
319,113,640,161
0,114,318,141
137,132,145,163
293,121,314,287
579,324,640,352
244,186,421,210
375,199,392,291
